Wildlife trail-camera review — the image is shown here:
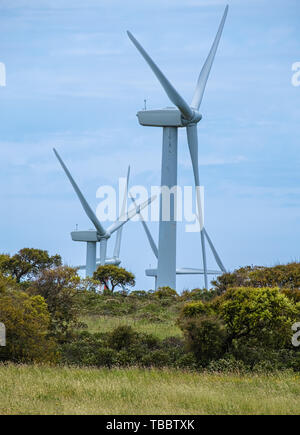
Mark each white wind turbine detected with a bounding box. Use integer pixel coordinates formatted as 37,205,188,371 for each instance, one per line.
76,166,131,273
127,5,228,289
54,148,154,277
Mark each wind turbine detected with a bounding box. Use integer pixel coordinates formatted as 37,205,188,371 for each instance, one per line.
54,148,154,277
76,166,131,273
127,5,228,289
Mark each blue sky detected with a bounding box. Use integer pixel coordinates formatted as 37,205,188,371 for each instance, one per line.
0,0,299,291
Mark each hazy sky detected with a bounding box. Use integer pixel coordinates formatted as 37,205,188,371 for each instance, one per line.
0,0,299,291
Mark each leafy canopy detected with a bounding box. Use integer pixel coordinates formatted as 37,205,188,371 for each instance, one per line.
93,265,135,292
0,289,57,363
29,266,80,338
0,248,62,283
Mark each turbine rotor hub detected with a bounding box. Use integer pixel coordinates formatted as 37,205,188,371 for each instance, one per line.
182,110,202,126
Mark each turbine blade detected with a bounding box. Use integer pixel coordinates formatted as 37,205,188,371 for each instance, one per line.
130,193,158,259
53,148,106,238
127,31,194,121
106,195,156,235
186,125,208,288
203,227,226,272
113,165,130,258
191,5,229,110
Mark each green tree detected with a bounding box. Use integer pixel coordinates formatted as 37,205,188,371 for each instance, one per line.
29,266,80,338
0,248,62,283
93,265,135,292
0,289,57,363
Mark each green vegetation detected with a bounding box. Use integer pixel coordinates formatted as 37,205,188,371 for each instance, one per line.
0,289,57,363
1,364,300,415
0,249,61,283
1,250,300,372
1,251,300,414
83,315,181,340
93,264,135,292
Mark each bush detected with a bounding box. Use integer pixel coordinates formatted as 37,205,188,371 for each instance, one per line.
107,325,139,351
175,352,198,369
60,326,195,369
0,289,57,363
179,301,213,320
141,350,173,368
206,356,248,373
220,287,298,349
180,315,228,366
212,263,300,294
178,286,299,368
154,287,178,300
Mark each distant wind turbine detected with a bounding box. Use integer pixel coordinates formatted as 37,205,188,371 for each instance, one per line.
54,148,155,276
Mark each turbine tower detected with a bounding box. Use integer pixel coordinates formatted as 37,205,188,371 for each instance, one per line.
127,5,228,289
54,148,154,277
130,194,223,290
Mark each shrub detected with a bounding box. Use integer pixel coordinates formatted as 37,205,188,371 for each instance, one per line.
141,350,173,368
180,315,228,366
220,287,298,349
206,356,248,373
0,289,57,363
212,263,300,294
175,352,198,369
60,326,192,369
154,287,178,300
107,325,139,351
179,301,213,319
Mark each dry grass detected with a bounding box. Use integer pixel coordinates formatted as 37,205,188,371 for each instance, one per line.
1,364,300,415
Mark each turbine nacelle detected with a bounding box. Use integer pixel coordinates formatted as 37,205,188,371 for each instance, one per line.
137,107,202,128
71,229,110,242
71,230,99,242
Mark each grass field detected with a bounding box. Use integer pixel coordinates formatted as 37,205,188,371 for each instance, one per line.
1,364,300,415
83,315,182,339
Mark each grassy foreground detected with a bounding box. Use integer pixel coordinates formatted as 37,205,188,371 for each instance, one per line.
1,364,300,415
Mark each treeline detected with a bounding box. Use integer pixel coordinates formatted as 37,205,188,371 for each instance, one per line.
0,248,300,371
